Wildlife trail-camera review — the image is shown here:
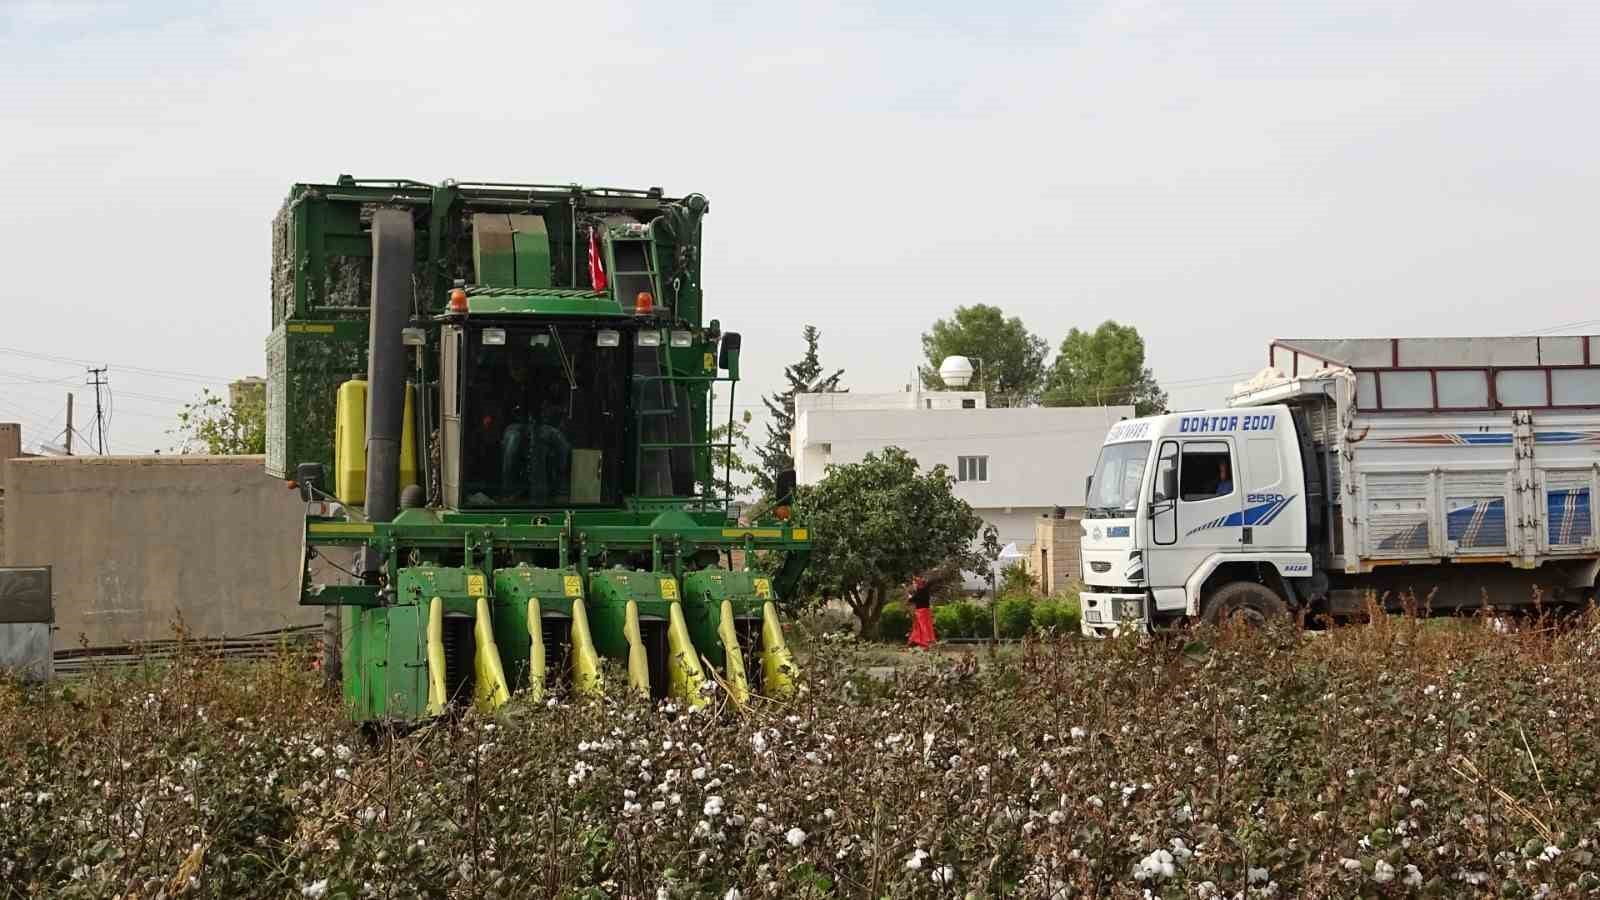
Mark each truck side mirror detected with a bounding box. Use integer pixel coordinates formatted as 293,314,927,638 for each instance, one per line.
1084,475,1093,501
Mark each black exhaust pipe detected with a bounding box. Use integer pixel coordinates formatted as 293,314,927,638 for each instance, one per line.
364,208,414,526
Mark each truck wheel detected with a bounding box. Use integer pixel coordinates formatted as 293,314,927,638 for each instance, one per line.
1202,581,1289,628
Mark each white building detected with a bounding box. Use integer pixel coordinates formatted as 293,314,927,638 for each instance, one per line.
793,389,1133,584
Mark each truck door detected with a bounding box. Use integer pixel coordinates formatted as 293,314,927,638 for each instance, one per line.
1165,439,1244,597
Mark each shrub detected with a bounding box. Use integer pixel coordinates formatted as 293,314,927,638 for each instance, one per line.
995,597,1033,638
1032,600,1062,632
933,604,963,638
877,602,912,642
953,601,992,639
1056,591,1082,632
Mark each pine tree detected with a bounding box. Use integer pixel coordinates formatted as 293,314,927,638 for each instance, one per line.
755,325,844,498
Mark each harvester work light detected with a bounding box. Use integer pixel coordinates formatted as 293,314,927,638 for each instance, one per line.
401,327,426,347
670,330,693,348
482,328,506,346
637,330,662,348
596,329,621,348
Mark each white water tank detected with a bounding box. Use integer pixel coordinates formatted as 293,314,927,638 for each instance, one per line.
939,355,975,388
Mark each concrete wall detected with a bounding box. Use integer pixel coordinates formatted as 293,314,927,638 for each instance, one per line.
794,404,1133,509
3,454,320,650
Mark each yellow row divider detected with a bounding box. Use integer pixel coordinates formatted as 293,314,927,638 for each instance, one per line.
527,598,546,704
666,599,710,709
716,598,750,706
569,598,603,698
425,597,446,716
472,595,510,709
622,600,652,699
761,600,798,699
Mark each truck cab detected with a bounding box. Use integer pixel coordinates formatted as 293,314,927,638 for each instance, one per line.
1079,409,1314,635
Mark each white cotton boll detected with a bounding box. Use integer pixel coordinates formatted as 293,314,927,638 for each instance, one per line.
1247,866,1268,884
930,866,955,886
1340,858,1363,873
906,849,929,870
302,880,329,899
786,828,807,847
751,733,768,753
1070,727,1087,740
692,767,706,781
1372,861,1394,884
1403,865,1423,887
704,796,723,817
723,890,742,900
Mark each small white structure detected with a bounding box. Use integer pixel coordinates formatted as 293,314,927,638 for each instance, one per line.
793,387,1133,586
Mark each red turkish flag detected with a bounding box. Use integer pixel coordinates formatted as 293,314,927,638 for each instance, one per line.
588,227,607,292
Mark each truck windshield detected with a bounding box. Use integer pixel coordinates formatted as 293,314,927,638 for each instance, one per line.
1085,441,1150,518
460,324,626,507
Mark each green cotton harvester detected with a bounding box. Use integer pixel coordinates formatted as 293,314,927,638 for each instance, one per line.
266,177,806,722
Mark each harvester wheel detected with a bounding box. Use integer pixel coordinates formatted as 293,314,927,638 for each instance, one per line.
1202,581,1288,629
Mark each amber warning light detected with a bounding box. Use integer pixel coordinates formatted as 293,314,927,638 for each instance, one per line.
448,287,469,314
634,291,654,315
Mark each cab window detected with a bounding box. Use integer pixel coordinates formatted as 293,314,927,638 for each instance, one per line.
1180,441,1234,501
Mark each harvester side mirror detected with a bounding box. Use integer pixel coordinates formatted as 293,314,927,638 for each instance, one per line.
295,462,327,503
1084,475,1092,501
718,332,741,379
775,469,796,506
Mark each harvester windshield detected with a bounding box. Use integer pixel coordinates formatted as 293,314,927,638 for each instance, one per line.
460,323,626,507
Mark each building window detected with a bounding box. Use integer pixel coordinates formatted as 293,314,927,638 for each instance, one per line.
957,455,988,482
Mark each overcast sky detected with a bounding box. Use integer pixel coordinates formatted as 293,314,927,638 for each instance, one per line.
3,0,1597,454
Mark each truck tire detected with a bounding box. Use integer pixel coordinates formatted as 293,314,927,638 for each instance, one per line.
1202,581,1289,628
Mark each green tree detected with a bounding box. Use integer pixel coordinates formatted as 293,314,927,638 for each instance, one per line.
919,304,1049,407
793,447,988,638
171,387,266,455
1042,320,1168,416
756,325,844,498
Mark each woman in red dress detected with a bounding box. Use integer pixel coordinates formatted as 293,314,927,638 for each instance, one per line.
907,575,936,649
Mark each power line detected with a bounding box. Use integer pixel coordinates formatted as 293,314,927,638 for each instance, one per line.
0,346,228,385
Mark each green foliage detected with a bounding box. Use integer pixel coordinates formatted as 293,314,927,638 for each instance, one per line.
998,562,1037,598
702,408,759,500
953,602,992,639
793,447,987,637
1032,595,1082,633
170,386,266,455
1041,320,1168,416
756,325,844,499
877,603,912,642
932,604,961,638
995,597,1033,638
919,304,1049,407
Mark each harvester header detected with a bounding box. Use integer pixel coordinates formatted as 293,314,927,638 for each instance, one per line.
267,176,807,721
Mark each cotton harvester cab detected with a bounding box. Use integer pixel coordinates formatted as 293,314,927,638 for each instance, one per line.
266,177,807,721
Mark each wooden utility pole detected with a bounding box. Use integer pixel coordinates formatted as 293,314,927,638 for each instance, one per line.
64,393,74,455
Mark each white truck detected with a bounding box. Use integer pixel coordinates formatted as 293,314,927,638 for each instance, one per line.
1079,336,1600,635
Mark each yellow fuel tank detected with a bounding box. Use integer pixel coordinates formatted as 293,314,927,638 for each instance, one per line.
334,379,419,506
334,380,367,505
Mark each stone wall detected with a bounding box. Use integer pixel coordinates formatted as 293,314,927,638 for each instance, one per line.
1032,515,1083,595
